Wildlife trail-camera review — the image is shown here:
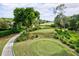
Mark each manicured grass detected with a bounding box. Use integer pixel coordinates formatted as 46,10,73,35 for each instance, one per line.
13,38,75,56
40,22,53,26
31,28,55,34
0,34,16,55
39,22,54,29
28,28,55,39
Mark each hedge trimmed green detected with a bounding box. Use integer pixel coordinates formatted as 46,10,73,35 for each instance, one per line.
0,28,21,37
0,30,13,37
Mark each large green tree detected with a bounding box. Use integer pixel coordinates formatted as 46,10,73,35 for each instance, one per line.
13,7,40,32
68,14,79,31
13,8,25,32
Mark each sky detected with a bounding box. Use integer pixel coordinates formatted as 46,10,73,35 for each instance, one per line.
0,3,79,21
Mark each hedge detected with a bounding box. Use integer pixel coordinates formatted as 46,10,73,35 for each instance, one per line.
0,29,13,37
0,27,23,37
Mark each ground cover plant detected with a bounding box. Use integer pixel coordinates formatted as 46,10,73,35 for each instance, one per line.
54,29,79,53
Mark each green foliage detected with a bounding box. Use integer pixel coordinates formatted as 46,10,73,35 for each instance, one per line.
50,24,55,27
69,44,75,49
12,28,21,33
54,29,70,39
0,29,13,37
13,8,40,32
54,28,79,53
12,23,23,33
54,14,79,31
75,48,79,53
0,18,13,30
54,4,79,31
15,31,28,42
68,15,79,31
0,21,9,30
14,8,25,22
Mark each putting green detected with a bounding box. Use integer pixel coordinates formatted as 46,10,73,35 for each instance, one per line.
13,38,75,56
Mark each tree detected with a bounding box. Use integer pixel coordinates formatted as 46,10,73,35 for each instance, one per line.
68,15,79,31
13,7,40,32
13,8,25,32
54,14,62,28
0,19,9,30
24,8,40,31
33,11,40,29
0,18,11,30
54,4,66,28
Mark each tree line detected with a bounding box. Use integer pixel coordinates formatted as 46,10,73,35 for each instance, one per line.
54,4,79,31
1,4,79,34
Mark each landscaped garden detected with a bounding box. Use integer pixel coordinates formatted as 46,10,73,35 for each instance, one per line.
54,29,79,53
1,4,79,56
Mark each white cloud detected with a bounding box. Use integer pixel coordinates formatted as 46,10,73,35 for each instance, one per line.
0,3,79,21
0,3,57,21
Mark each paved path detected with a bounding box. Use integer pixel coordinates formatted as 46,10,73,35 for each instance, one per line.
1,32,23,56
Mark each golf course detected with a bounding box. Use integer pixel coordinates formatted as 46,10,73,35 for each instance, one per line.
0,4,79,56
13,23,77,56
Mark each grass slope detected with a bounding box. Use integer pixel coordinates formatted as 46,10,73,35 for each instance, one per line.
28,28,55,40
13,23,77,56
31,28,55,33
13,38,75,56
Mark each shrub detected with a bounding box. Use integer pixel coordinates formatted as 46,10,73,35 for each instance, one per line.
0,29,13,37
75,48,79,53
35,34,38,38
69,40,74,44
62,40,66,44
12,27,22,33
12,29,21,33
54,28,79,53
50,24,55,27
15,31,28,42
0,28,6,31
66,43,70,46
0,19,12,30
69,44,75,49
0,27,21,37
31,27,38,31
53,35,59,39
53,31,59,39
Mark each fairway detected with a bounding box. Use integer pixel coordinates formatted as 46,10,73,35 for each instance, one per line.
1,3,79,56
31,28,54,33
13,38,75,56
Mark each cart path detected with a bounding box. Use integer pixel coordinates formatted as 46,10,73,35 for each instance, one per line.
1,32,23,56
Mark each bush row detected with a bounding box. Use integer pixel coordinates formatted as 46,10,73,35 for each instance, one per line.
15,31,28,42
0,29,13,37
0,28,21,37
54,29,79,53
